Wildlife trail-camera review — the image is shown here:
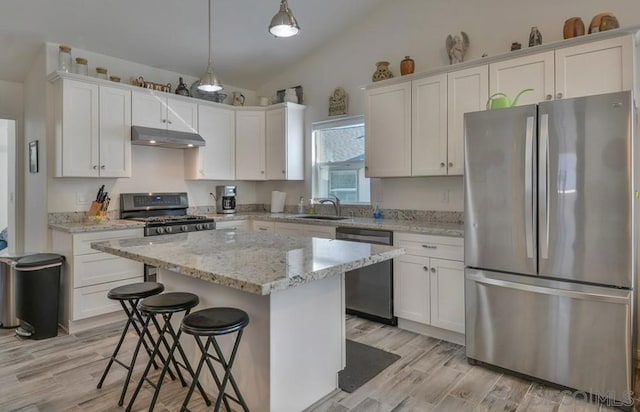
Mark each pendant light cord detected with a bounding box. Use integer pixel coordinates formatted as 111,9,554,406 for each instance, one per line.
208,0,212,65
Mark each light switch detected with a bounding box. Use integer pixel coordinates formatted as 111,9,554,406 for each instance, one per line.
76,192,89,205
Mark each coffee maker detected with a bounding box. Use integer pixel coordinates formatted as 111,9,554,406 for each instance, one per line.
215,186,237,214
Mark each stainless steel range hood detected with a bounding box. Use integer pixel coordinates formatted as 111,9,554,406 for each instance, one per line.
131,126,206,149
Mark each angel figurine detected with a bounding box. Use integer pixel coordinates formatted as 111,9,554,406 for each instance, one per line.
446,32,470,64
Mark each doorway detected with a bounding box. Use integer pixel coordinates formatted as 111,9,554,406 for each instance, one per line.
0,119,16,252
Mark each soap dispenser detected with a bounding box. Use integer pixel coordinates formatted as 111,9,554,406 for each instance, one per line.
373,204,383,220
298,197,305,214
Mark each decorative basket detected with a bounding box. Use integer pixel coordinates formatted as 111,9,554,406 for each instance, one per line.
130,76,172,93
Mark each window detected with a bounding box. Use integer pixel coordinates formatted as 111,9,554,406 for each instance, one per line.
312,116,370,203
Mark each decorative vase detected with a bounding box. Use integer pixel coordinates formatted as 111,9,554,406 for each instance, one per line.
510,42,522,51
529,26,542,47
563,17,585,39
400,56,415,76
589,13,620,34
372,61,394,82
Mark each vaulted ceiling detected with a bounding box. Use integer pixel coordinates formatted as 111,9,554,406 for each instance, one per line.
0,0,385,89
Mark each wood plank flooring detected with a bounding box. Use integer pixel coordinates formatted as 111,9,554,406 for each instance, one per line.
0,316,636,411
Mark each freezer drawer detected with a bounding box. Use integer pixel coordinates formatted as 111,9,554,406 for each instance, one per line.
465,268,633,405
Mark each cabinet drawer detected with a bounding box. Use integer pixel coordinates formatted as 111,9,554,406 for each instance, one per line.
394,232,463,260
73,229,143,255
215,220,250,231
253,221,275,233
73,277,143,320
73,253,143,288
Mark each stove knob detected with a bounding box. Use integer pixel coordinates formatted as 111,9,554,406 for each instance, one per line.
165,227,173,233
156,227,165,234
196,224,203,230
181,225,188,232
203,223,212,230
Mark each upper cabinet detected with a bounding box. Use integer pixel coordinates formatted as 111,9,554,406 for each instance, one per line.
185,104,235,180
412,74,448,176
490,36,633,104
236,103,305,181
52,77,131,178
365,82,412,177
132,91,198,133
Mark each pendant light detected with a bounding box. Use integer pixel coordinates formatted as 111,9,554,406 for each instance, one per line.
269,0,300,38
198,0,223,92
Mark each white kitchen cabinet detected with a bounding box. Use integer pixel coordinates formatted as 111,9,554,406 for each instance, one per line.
215,220,250,231
411,73,448,176
555,36,633,100
185,104,235,180
236,110,267,180
394,232,464,334
266,104,305,180
365,82,412,177
489,51,555,105
51,228,143,332
53,77,131,178
447,65,488,175
253,220,275,233
274,222,335,239
132,91,198,133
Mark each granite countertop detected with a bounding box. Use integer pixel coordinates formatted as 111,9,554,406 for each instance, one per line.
49,219,146,233
92,230,404,295
209,213,464,237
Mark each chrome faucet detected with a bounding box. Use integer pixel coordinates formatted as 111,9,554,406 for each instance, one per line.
317,194,341,216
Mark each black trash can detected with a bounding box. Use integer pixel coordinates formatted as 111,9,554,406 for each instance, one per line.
15,253,65,340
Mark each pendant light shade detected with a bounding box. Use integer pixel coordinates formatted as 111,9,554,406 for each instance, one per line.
198,0,223,92
269,0,300,38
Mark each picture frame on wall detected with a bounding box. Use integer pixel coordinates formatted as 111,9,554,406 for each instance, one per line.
29,140,38,173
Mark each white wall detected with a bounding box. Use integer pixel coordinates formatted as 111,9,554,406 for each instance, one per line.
0,120,9,232
255,0,640,211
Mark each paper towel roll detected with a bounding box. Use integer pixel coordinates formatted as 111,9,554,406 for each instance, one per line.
271,191,287,213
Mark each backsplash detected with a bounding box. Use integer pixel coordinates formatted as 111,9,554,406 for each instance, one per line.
48,204,463,224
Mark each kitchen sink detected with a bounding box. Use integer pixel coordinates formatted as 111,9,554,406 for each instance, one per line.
295,215,349,221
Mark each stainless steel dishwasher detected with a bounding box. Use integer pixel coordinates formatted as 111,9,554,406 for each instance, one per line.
335,227,396,326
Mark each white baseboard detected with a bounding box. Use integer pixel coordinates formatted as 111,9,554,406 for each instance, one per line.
397,318,465,346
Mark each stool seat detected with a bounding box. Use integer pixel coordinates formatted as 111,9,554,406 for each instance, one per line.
140,292,199,314
107,282,164,300
182,308,250,336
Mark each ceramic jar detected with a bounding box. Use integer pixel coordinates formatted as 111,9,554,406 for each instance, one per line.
284,89,298,103
400,56,415,76
529,27,542,47
74,57,88,75
563,17,585,39
58,45,72,73
372,61,394,82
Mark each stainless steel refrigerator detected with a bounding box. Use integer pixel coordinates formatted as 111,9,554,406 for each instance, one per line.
464,91,636,406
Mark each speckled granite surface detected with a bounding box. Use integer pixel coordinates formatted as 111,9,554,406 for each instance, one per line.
49,220,146,233
92,230,404,295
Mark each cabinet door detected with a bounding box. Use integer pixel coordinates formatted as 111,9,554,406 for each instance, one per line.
393,254,430,324
73,253,142,288
430,258,465,333
284,104,304,180
365,82,412,177
555,36,633,99
252,220,275,232
99,86,131,178
412,74,448,176
167,97,198,133
274,222,303,237
447,65,488,175
61,79,100,177
131,91,166,129
489,51,555,105
302,225,335,239
236,111,266,180
266,108,286,180
215,220,250,231
188,104,235,180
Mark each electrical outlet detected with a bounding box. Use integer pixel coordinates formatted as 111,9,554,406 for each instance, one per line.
76,192,89,205
441,190,449,203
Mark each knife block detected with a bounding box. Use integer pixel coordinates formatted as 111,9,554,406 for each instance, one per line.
88,201,106,217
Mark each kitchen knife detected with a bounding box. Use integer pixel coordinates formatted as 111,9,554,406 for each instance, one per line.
96,185,105,202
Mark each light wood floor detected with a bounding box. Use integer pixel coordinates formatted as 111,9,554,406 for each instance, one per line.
0,317,635,411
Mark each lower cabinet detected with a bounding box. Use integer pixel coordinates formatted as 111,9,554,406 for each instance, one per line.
274,222,335,238
52,228,144,332
393,232,465,334
215,220,250,231
252,220,275,233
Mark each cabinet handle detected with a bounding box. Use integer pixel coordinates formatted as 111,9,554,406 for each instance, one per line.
167,120,172,124
423,266,429,271
556,92,563,99
282,170,285,174
162,119,167,123
100,165,105,169
93,165,98,170
259,228,268,231
430,267,436,273
422,245,437,249
365,166,369,170
440,162,445,167
448,162,453,167
261,171,265,174
546,94,553,100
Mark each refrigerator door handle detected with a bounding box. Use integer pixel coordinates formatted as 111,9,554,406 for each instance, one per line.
524,116,534,259
466,272,630,305
539,113,550,259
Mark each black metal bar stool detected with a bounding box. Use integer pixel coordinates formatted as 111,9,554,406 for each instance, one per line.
126,292,211,412
97,281,175,407
180,307,250,412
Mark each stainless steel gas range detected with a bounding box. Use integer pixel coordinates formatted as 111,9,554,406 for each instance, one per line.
120,192,215,280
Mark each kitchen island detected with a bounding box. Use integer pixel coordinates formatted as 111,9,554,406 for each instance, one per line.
92,229,403,412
